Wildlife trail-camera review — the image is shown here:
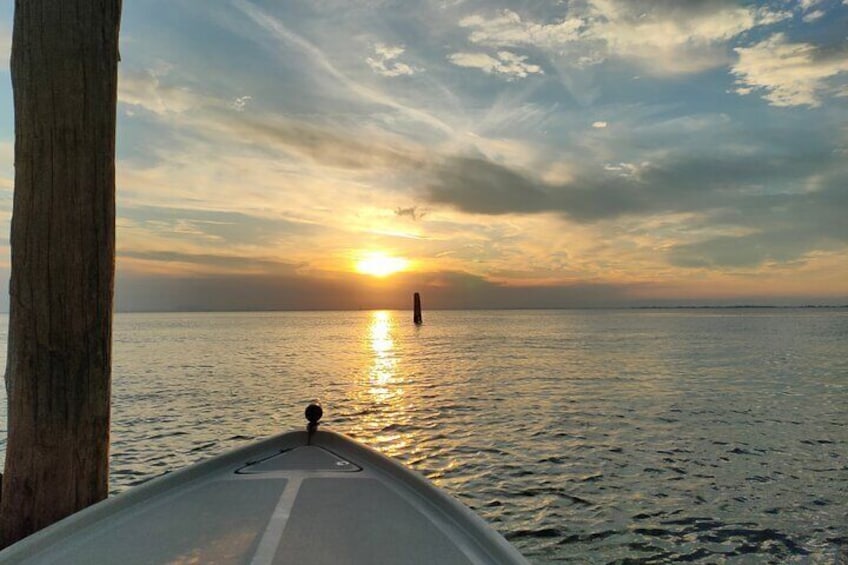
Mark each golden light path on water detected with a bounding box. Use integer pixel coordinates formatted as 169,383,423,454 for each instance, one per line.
347,310,415,458
367,310,398,402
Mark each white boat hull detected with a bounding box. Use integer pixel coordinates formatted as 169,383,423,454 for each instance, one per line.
0,429,528,564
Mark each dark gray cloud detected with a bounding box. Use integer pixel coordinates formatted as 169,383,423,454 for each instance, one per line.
427,156,550,215
423,147,847,268
425,146,841,220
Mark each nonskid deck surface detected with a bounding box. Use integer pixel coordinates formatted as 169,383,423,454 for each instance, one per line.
0,431,528,564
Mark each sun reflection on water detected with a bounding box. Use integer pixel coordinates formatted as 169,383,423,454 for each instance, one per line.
368,310,400,401
348,310,414,456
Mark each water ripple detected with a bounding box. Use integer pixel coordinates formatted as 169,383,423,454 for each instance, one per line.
0,309,845,563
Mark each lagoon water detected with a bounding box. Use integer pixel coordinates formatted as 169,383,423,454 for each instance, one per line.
0,309,846,563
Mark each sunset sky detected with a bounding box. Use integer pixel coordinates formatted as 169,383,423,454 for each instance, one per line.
0,0,846,310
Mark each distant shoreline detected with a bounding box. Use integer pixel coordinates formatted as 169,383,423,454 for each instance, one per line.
627,304,848,310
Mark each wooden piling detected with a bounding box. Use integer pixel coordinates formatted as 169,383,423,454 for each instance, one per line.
413,292,423,325
1,0,122,547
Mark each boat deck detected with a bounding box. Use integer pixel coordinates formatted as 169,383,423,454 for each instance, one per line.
0,431,527,564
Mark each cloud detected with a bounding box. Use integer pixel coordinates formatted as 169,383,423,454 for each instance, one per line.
366,43,417,77
796,0,827,20
603,162,645,177
421,156,639,220
667,178,848,268
459,9,584,48
231,95,252,112
2,0,843,312
732,33,848,107
120,250,300,276
669,233,819,269
586,1,786,74
802,9,826,22
120,78,427,174
223,111,426,171
118,66,199,115
394,206,424,221
420,142,848,269
456,2,791,75
427,156,551,215
120,206,315,248
448,50,543,79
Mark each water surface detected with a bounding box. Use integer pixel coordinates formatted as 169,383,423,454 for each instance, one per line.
0,309,845,563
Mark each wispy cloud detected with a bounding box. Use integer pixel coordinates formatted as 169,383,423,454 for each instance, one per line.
118,66,200,115
232,0,455,137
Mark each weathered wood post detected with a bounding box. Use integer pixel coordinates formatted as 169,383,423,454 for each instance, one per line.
0,0,122,548
413,292,423,325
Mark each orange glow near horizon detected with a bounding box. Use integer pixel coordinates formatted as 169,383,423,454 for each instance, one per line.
355,251,410,278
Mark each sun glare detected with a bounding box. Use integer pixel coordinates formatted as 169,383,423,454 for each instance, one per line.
355,252,409,278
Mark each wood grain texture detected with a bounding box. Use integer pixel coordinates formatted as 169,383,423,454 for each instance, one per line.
1,0,122,547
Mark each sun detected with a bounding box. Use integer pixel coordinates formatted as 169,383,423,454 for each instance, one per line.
355,252,409,278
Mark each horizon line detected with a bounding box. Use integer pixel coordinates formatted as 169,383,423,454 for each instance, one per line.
107,303,848,314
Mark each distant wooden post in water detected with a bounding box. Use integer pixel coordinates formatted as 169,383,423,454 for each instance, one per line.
413,292,423,325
